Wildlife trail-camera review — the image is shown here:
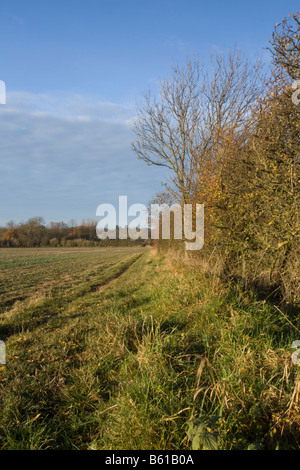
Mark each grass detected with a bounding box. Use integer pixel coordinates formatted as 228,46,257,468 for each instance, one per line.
0,247,299,450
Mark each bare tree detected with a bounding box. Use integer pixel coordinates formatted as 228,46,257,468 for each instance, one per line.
131,58,203,204
131,51,264,205
201,47,265,162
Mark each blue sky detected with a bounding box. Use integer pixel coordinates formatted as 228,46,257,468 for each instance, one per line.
0,0,299,226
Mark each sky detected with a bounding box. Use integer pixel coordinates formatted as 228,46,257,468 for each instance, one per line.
0,0,299,226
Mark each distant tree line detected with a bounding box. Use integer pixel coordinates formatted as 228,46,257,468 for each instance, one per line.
131,11,300,305
0,217,149,248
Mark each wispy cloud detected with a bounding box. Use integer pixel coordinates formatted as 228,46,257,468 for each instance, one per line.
0,92,167,224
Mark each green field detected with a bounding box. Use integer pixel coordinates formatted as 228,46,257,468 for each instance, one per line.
0,247,144,314
0,248,299,450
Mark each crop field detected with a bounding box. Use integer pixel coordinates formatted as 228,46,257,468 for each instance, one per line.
0,247,299,450
0,247,144,314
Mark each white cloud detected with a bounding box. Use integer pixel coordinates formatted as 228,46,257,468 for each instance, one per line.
5,91,136,122
0,91,168,224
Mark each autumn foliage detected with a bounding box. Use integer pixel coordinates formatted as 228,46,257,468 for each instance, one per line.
140,11,300,306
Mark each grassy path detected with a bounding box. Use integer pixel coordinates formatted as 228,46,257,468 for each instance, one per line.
0,250,299,450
